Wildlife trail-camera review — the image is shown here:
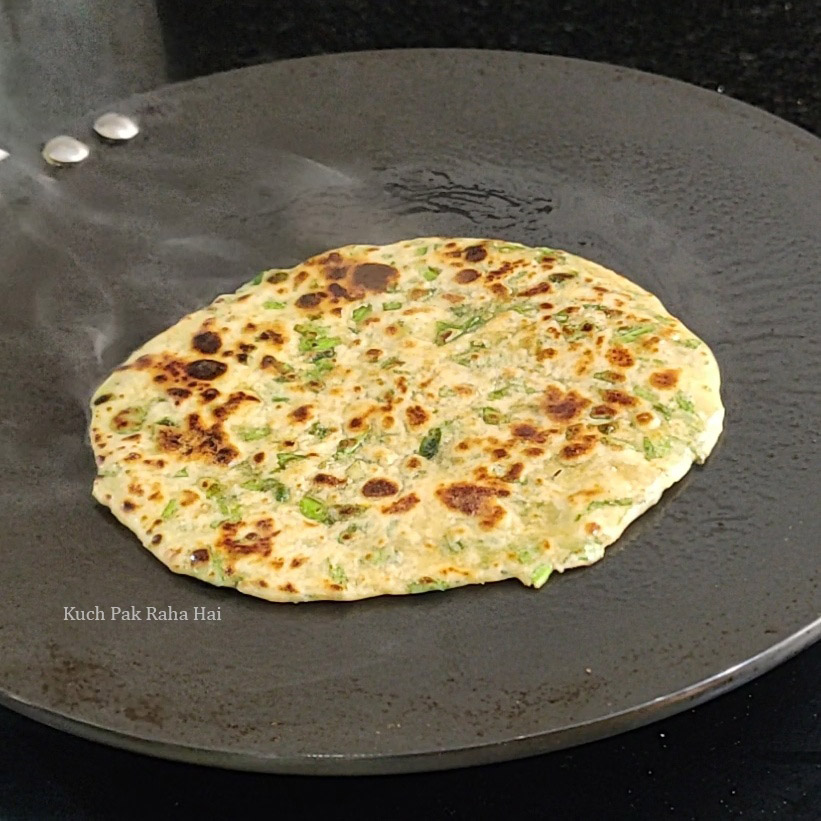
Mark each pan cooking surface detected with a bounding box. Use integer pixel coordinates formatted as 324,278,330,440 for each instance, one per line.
0,50,818,774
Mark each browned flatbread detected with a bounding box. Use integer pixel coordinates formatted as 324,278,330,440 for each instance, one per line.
90,238,724,601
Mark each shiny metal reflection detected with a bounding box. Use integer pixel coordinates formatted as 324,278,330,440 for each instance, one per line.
93,113,140,142
42,135,90,166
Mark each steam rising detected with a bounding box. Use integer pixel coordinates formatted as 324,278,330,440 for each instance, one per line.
0,142,376,437
3,129,709,441
0,51,707,503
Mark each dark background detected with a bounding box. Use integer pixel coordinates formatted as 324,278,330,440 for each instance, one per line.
155,0,820,135
1,1,819,818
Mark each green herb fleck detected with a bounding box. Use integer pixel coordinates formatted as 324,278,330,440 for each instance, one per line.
335,437,363,456
328,563,348,587
240,477,267,492
515,549,535,564
643,436,672,460
593,371,621,384
218,499,242,523
295,323,341,353
634,385,660,403
653,403,673,420
305,354,336,386
422,266,440,281
563,325,589,342
554,310,569,324
510,302,539,315
383,301,402,311
161,499,178,520
407,579,451,594
173,468,188,478
276,452,307,470
263,300,286,309
481,407,503,425
205,482,242,523
488,386,511,400
308,421,331,439
241,476,289,502
238,426,271,442
583,303,621,317
380,356,403,370
434,320,462,345
587,498,633,512
209,551,227,584
676,392,695,413
299,496,330,523
531,564,553,588
312,347,335,362
451,352,476,367
352,304,372,324
616,324,655,342
155,417,175,426
309,336,340,353
462,314,487,332
415,245,429,256
677,338,702,349
443,538,466,554
269,359,296,381
205,551,243,587
418,427,442,460
250,272,263,286
435,312,489,345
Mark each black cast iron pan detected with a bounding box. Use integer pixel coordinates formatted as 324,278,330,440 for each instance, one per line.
0,50,818,774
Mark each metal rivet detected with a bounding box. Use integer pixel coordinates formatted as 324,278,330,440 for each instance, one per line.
42,136,90,166
93,112,139,142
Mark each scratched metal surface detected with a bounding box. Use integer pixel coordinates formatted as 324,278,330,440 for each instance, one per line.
0,51,818,774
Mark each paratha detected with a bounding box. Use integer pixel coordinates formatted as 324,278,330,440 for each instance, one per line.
90,238,724,602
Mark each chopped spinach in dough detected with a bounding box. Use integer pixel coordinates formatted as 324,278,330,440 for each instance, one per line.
90,238,723,602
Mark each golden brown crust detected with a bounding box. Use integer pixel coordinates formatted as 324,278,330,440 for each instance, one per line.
90,237,723,603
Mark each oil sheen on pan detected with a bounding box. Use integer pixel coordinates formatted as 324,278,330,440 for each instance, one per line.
89,237,724,602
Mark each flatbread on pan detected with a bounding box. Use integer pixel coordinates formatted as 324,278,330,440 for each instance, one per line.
90,238,724,602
